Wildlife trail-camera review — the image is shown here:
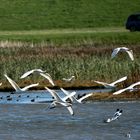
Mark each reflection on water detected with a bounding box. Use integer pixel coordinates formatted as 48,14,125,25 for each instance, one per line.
0,98,139,139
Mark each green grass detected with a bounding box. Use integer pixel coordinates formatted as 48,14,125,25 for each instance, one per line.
0,0,139,30
0,29,140,45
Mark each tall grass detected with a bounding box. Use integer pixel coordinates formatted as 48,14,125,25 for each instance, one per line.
0,41,140,88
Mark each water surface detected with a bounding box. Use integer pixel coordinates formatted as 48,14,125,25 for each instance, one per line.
0,91,139,140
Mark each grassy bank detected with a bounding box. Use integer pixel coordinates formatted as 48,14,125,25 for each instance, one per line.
0,0,140,30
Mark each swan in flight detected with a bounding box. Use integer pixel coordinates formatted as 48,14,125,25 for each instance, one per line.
62,76,75,82
20,69,55,86
111,47,134,61
94,76,127,88
4,74,39,92
105,109,123,123
45,87,76,115
113,81,140,95
60,88,93,103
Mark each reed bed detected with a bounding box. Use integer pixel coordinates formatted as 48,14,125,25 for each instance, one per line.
0,40,140,90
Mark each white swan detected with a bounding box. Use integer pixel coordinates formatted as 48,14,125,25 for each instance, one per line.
62,76,75,82
113,81,140,95
60,88,93,103
4,74,39,92
94,76,127,88
45,87,76,115
20,69,55,86
20,69,46,78
111,47,134,61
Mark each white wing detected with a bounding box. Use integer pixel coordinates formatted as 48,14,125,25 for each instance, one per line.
126,50,134,61
94,80,109,86
40,73,55,86
111,76,127,86
128,81,140,89
60,88,74,102
113,88,127,95
4,74,21,92
20,69,46,79
21,83,39,91
45,87,62,102
111,48,120,59
0,83,2,86
78,93,93,103
66,106,74,115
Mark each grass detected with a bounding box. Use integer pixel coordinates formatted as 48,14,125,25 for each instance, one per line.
0,0,139,30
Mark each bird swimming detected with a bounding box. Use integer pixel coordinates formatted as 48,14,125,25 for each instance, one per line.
105,109,123,123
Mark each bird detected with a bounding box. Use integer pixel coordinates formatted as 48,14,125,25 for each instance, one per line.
111,47,134,61
62,76,75,82
45,87,76,115
4,74,39,92
105,109,123,123
125,132,131,138
113,81,140,95
20,69,55,86
94,76,127,89
60,88,93,104
20,69,46,78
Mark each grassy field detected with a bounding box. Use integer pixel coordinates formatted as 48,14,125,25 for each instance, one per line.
0,0,140,97
0,0,139,30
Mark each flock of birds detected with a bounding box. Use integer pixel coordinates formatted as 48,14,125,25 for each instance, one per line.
0,46,138,138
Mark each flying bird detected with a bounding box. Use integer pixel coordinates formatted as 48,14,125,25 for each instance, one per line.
20,69,55,86
4,74,39,92
62,76,75,82
113,81,140,95
20,69,46,78
94,76,127,88
45,87,76,115
60,88,92,103
111,47,134,61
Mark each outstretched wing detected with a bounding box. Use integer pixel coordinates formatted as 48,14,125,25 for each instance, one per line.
111,48,120,59
66,106,74,116
113,88,127,95
22,83,39,91
129,81,140,89
20,69,46,79
20,70,34,78
78,93,93,103
40,73,55,86
126,50,134,61
4,74,21,92
111,76,127,86
94,80,109,87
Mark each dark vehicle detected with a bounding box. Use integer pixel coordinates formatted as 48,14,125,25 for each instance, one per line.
126,13,140,31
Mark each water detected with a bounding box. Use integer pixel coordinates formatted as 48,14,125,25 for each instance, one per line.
0,90,139,140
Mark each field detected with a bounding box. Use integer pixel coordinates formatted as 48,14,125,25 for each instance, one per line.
0,0,140,30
